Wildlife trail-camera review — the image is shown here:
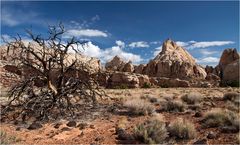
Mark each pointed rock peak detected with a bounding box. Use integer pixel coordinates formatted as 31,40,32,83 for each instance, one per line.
162,38,178,52
112,55,122,61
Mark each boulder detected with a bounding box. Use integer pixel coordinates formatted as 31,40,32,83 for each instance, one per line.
218,48,239,71
222,60,239,83
136,74,151,87
107,72,139,88
122,61,134,72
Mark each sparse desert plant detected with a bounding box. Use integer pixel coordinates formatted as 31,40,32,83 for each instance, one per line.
168,118,196,140
0,131,21,144
134,119,168,144
159,100,185,112
142,82,151,88
223,92,240,104
181,92,203,104
124,98,155,115
237,133,240,144
202,108,240,130
225,101,240,112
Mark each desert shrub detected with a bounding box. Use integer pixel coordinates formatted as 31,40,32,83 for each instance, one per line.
202,109,240,130
134,119,168,144
223,92,240,103
142,82,151,88
181,92,203,104
140,95,159,103
115,84,129,89
168,118,196,140
159,100,185,112
226,101,240,112
0,131,21,144
237,133,240,144
124,98,155,115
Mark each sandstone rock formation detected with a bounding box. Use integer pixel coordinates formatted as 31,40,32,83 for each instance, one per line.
107,72,139,88
150,77,190,87
217,48,239,84
105,56,125,71
143,39,207,79
122,61,134,72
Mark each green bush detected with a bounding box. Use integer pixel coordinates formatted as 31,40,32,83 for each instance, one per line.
142,82,151,88
159,100,185,112
168,118,197,140
134,119,168,144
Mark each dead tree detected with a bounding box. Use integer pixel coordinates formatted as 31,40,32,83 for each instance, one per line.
1,23,104,121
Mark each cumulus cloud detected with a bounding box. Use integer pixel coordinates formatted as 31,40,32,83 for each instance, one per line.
129,41,149,48
150,41,161,45
196,57,219,66
115,40,125,48
64,29,108,38
77,42,143,64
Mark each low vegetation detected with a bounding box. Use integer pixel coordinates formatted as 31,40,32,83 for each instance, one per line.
181,92,203,104
168,118,197,140
134,119,168,144
0,131,21,144
159,100,185,112
202,109,240,130
223,92,240,105
124,98,155,115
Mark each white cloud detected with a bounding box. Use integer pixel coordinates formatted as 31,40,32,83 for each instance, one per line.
196,57,219,66
115,40,125,48
91,15,100,22
78,42,143,64
176,41,189,47
199,49,218,56
188,41,234,49
153,45,162,56
64,29,108,38
150,41,161,45
2,7,39,27
129,41,149,48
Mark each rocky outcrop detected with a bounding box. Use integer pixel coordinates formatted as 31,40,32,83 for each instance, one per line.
217,48,239,85
150,77,190,87
134,64,146,74
122,61,134,73
143,39,207,79
105,56,126,71
107,72,140,88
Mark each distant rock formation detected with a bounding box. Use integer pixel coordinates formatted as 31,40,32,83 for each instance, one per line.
217,48,239,85
143,39,206,79
105,56,135,73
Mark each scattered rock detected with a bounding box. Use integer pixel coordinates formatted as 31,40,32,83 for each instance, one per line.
53,122,62,129
27,122,43,130
61,127,71,131
194,111,202,117
90,124,95,129
16,127,21,131
207,131,216,139
220,126,239,133
66,121,77,127
193,138,208,145
78,123,88,130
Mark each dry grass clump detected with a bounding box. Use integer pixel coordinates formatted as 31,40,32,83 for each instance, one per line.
159,100,185,112
223,92,240,105
181,92,203,104
0,131,21,144
134,119,168,144
202,108,240,129
168,118,197,140
124,98,155,115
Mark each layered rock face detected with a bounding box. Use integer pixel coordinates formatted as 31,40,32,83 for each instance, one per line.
105,56,135,73
143,39,206,79
217,48,239,84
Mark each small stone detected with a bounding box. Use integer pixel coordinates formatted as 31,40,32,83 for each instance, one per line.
61,127,71,131
90,124,95,129
66,121,77,127
220,126,238,133
16,127,21,131
194,111,202,117
27,122,43,130
95,136,103,141
207,131,216,139
193,138,208,145
77,123,88,130
53,122,62,129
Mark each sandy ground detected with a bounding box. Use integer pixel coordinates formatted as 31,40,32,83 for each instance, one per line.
0,87,239,144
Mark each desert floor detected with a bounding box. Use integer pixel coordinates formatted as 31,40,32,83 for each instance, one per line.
0,87,240,144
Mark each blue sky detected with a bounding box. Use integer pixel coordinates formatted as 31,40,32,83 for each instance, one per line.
1,1,239,66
